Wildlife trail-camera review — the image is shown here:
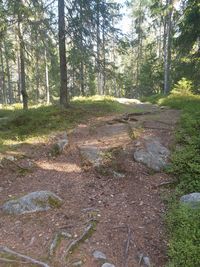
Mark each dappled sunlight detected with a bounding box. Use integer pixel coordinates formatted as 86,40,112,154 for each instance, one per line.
38,161,82,173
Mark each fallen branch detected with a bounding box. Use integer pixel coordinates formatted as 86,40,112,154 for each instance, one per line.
49,231,72,257
156,180,176,188
0,257,29,264
65,221,97,259
0,246,50,267
124,226,131,267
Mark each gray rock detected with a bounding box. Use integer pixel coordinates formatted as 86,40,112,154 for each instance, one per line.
79,145,103,166
113,171,125,179
52,133,69,155
93,250,107,260
101,263,116,267
180,193,200,208
143,256,151,266
1,191,62,215
72,260,83,266
139,254,151,267
134,138,170,171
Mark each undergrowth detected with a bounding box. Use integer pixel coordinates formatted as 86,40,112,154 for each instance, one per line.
0,96,134,153
146,93,200,266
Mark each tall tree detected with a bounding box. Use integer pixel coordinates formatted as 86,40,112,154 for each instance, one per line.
58,0,68,107
163,0,173,94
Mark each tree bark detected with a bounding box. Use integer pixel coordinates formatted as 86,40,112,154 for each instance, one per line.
80,0,85,96
18,16,28,109
4,44,13,104
58,0,68,108
96,0,102,95
164,0,173,95
45,49,50,104
0,45,7,105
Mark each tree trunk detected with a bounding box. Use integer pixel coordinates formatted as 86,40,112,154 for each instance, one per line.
45,49,50,104
0,45,7,105
164,0,173,95
80,0,85,96
4,44,13,104
35,45,40,103
18,17,28,109
102,14,106,95
58,0,68,108
96,0,102,95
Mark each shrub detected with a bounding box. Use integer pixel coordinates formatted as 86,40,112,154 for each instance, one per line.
171,78,193,96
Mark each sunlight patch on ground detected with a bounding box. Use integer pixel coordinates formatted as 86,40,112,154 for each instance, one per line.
115,98,141,104
38,162,82,173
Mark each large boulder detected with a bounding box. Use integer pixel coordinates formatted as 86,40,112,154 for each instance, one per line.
180,193,200,208
134,138,170,171
1,191,62,215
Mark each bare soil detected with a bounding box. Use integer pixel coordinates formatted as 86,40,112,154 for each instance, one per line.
0,103,181,267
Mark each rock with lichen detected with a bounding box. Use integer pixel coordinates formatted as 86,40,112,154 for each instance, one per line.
1,191,62,215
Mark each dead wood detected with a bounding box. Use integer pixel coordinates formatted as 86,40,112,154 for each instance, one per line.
0,246,50,267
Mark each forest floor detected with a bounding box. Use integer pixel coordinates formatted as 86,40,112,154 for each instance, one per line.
0,99,181,267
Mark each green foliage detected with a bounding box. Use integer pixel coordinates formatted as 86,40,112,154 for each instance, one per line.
140,93,164,104
159,94,200,193
166,204,200,267
171,78,193,96
147,93,200,266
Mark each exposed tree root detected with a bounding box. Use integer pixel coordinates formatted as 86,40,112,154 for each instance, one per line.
0,246,50,267
65,220,97,259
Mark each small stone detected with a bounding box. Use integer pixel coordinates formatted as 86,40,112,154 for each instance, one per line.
143,256,151,266
113,171,125,179
5,155,16,161
72,260,83,266
101,263,116,267
93,250,107,260
180,193,200,208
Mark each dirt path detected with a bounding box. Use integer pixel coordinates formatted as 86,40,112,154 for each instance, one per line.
0,102,180,267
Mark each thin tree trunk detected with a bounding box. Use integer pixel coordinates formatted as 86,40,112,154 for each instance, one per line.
79,0,85,96
45,49,50,104
17,55,22,103
102,15,106,95
35,45,40,103
96,0,102,95
58,0,68,108
18,16,28,110
4,44,13,104
164,0,173,95
136,0,143,89
0,46,7,105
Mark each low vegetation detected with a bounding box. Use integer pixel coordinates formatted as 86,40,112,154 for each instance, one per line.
146,90,200,267
0,96,134,153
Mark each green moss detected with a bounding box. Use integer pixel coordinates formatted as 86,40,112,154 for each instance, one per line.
48,196,62,208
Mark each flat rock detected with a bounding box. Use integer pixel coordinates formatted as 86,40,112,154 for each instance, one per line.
1,191,62,215
180,193,200,208
79,145,103,166
134,138,170,171
101,263,116,267
93,250,107,260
